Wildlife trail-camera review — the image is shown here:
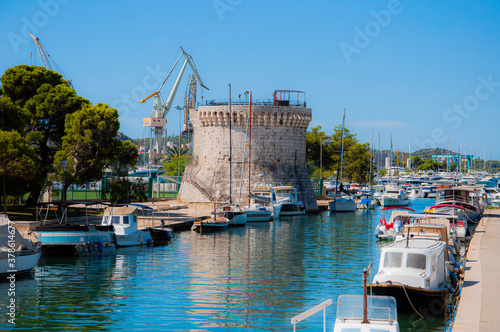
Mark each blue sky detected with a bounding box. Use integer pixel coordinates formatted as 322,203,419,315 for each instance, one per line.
1,0,500,159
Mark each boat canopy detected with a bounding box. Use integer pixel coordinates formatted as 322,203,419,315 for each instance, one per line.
336,295,397,322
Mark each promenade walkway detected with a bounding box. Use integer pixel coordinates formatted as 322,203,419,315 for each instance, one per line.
453,209,500,331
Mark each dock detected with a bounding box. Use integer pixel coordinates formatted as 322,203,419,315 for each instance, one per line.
453,208,500,331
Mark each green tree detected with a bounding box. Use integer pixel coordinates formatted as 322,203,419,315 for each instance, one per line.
329,126,372,183
0,65,138,204
53,103,138,194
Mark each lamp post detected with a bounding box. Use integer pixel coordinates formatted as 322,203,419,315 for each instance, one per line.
174,106,183,193
60,160,68,201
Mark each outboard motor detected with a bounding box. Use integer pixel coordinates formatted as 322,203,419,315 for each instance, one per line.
393,219,403,235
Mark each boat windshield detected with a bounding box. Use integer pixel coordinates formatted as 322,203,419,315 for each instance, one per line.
406,253,426,270
383,252,402,268
336,295,397,321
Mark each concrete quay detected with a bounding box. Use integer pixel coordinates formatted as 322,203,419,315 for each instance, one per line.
453,209,500,332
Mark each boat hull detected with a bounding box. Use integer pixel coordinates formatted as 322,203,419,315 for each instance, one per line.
279,203,305,216
329,199,357,212
381,197,410,207
220,211,247,226
0,251,42,277
369,283,450,316
37,227,116,256
115,229,153,247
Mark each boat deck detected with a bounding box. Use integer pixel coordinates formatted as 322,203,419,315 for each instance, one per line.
453,209,500,331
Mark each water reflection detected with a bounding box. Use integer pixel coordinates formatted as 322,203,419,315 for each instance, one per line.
1,200,448,331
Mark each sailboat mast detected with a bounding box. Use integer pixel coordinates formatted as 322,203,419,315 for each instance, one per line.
248,91,252,206
334,108,346,199
340,109,346,184
229,83,232,205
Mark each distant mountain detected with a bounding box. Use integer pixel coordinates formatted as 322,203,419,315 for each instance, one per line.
411,148,457,160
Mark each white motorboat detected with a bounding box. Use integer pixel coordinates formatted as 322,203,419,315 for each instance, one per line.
291,264,400,332
369,237,454,315
217,204,247,226
375,207,415,240
483,187,500,207
380,187,410,207
273,186,305,216
328,194,357,212
422,184,438,198
435,186,483,221
1,215,41,277
407,186,424,199
244,205,273,222
249,187,282,219
101,205,153,247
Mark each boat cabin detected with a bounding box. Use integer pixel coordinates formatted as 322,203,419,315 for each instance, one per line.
374,239,448,291
101,206,139,236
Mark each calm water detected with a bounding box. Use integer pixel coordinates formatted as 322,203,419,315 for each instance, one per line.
1,199,452,331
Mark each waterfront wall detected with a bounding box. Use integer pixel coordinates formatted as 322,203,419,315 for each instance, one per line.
178,104,318,212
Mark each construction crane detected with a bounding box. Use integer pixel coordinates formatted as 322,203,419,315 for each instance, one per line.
140,47,208,165
29,33,73,87
183,75,197,133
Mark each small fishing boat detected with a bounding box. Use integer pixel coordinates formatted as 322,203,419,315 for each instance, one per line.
250,186,282,219
217,204,247,226
380,187,410,207
369,235,454,315
273,186,305,216
290,264,400,332
407,186,424,199
354,191,377,210
244,205,273,222
334,264,399,332
375,207,415,240
101,205,153,247
191,216,230,231
1,215,42,277
427,204,469,240
435,186,483,221
36,201,115,256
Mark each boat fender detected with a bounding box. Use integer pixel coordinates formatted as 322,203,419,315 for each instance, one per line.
450,272,458,289
113,233,117,245
97,241,103,254
454,240,461,255
146,238,152,244
87,241,92,254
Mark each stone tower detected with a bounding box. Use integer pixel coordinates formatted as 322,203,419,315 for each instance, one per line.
178,95,318,212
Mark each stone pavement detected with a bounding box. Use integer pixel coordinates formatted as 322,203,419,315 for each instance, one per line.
453,209,500,331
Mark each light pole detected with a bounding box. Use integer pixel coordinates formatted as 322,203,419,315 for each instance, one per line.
174,106,183,193
60,160,68,202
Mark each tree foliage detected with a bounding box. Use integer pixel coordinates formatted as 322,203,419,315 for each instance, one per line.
0,65,138,205
305,125,374,183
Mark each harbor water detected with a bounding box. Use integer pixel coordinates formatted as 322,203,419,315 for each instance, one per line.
1,199,451,331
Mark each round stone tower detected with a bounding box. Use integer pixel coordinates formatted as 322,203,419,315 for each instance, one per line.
178,99,318,212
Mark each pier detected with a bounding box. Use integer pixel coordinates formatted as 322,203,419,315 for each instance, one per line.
453,209,500,331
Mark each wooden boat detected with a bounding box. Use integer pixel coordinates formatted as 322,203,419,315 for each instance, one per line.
435,186,482,222
369,236,454,315
191,216,230,232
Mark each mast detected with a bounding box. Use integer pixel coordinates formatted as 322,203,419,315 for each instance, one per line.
248,91,252,206
334,109,346,199
369,132,373,191
229,83,232,205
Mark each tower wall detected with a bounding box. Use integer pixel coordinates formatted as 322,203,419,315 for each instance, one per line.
178,104,318,212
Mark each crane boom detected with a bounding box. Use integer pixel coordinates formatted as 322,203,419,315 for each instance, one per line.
30,33,52,70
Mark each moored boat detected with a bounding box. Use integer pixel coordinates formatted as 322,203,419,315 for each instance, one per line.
380,187,410,207
1,215,42,277
369,237,454,315
435,186,483,221
191,216,230,231
375,207,415,240
273,186,305,216
101,205,153,247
